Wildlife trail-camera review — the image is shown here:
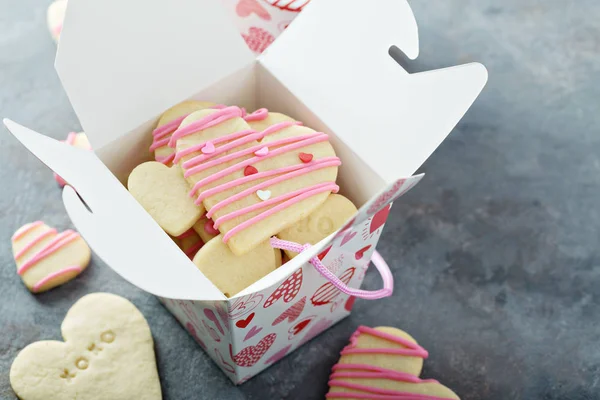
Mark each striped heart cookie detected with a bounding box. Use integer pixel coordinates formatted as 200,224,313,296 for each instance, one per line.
11,221,91,293
173,106,340,255
327,326,459,399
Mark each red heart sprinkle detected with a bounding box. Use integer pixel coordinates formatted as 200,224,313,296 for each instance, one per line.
299,152,313,163
244,165,258,176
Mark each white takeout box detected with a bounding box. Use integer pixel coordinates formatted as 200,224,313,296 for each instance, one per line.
3,0,487,383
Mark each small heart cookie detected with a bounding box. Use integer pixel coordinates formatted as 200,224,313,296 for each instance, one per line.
54,132,92,187
47,0,67,42
12,221,91,293
174,107,340,255
327,326,459,399
150,100,217,165
127,162,203,237
192,234,282,297
10,293,162,400
277,194,357,258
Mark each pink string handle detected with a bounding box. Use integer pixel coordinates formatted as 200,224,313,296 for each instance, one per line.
270,237,394,300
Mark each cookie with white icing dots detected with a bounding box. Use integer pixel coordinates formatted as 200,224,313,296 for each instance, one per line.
11,221,91,293
10,293,162,400
174,106,340,256
54,132,92,187
327,326,460,399
192,234,282,297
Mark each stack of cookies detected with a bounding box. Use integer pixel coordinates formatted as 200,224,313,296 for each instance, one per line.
127,101,358,297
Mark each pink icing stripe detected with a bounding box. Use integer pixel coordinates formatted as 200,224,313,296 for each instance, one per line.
168,106,243,147
331,365,438,384
341,326,429,359
53,24,63,36
327,381,454,400
12,221,44,241
65,132,77,145
149,136,172,152
185,132,324,180
175,129,255,163
152,115,187,139
184,240,204,259
198,157,340,204
204,219,219,235
156,153,176,165
206,158,341,216
342,347,427,357
31,266,82,293
17,231,80,275
214,181,336,228
187,133,330,195
243,108,268,122
221,183,339,242
14,228,58,260
180,121,300,168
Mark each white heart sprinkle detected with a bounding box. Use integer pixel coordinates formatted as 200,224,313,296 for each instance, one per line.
256,190,271,201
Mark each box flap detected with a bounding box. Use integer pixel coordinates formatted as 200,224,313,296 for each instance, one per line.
261,0,487,182
4,120,225,300
56,0,254,150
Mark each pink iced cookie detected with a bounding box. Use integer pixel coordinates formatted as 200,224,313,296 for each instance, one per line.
54,132,92,187
47,0,68,42
11,221,91,293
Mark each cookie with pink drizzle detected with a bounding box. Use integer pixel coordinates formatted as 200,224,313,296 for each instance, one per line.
150,100,218,166
11,221,91,293
172,106,340,256
327,326,460,399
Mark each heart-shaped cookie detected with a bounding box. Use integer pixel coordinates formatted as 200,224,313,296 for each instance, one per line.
173,106,340,255
277,194,357,258
192,234,282,297
10,293,162,400
150,100,217,165
12,221,91,293
127,161,203,237
327,326,459,399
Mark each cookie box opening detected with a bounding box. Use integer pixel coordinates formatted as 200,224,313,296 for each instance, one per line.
3,0,488,382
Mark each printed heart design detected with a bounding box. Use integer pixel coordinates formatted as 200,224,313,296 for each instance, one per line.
244,326,263,342
288,316,314,339
204,308,225,335
229,293,264,319
215,303,230,330
344,296,357,312
299,318,334,345
236,0,271,20
230,333,277,367
272,296,306,326
370,204,391,234
355,245,372,260
236,312,255,329
9,293,161,400
11,221,91,293
265,344,292,365
311,267,356,306
127,162,203,236
214,348,235,374
202,320,221,342
318,245,332,261
264,269,303,308
243,27,275,54
340,230,356,246
257,189,271,201
367,179,404,215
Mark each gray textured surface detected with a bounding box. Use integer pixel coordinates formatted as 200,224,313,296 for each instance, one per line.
1,0,600,399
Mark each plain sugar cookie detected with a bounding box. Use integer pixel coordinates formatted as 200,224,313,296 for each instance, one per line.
277,194,357,258
11,221,90,293
127,162,203,236
192,234,282,297
327,326,460,399
10,293,162,400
